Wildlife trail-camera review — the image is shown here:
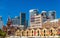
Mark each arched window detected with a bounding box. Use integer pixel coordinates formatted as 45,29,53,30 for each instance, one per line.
44,30,45,36
27,31,28,36
44,30,45,33
32,31,33,36
38,31,39,36
51,30,52,32
51,30,53,36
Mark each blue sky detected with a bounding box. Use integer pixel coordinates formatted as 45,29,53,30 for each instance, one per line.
0,0,60,25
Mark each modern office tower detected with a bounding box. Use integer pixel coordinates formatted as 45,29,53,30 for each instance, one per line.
24,20,28,29
11,16,20,26
29,9,39,16
26,20,28,27
0,16,3,29
25,20,29,29
41,11,47,22
29,9,42,28
19,13,26,30
48,11,56,20
20,13,26,25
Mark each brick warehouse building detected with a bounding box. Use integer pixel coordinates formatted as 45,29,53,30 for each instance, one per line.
15,19,60,36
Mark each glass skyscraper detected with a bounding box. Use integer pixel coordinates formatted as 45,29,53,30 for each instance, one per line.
41,11,47,22
48,11,56,20
29,9,39,16
20,13,26,25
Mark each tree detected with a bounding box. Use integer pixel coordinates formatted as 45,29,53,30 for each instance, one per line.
0,29,6,37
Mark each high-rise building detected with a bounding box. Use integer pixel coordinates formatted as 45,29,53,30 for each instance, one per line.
19,13,26,30
20,13,26,25
11,16,20,26
29,9,39,25
29,9,39,16
41,11,47,22
26,20,28,27
48,11,56,20
29,9,42,28
0,16,3,29
30,14,43,28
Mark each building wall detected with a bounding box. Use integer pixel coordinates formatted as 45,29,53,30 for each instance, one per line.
15,19,60,36
15,27,59,36
41,11,47,22
20,13,26,25
30,14,42,28
29,9,39,27
12,16,20,26
48,11,56,20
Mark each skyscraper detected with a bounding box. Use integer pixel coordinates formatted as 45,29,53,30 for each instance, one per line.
41,11,47,22
29,9,42,28
20,13,26,25
26,20,28,27
19,13,26,30
29,9,39,16
48,11,56,20
12,16,20,26
0,16,3,29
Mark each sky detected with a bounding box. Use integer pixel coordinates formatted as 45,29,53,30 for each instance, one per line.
0,0,60,25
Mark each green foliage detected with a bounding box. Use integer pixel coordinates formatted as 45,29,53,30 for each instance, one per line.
0,29,6,37
58,36,60,38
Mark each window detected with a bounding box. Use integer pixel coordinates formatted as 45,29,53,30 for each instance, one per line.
44,30,45,36
35,20,40,21
36,17,40,18
38,31,39,36
36,22,40,24
32,31,33,36
44,30,45,33
27,31,28,36
31,20,35,22
31,16,35,18
50,30,53,36
51,30,52,32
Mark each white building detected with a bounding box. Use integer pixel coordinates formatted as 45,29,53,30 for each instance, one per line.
29,9,43,28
